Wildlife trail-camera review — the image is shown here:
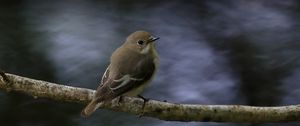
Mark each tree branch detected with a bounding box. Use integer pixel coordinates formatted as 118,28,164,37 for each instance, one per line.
0,72,300,122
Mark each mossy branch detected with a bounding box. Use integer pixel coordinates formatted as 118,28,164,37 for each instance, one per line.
0,72,300,122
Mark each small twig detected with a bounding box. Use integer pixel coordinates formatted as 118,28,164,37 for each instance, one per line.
0,70,10,83
137,95,149,118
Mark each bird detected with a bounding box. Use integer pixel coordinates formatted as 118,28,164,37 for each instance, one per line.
81,30,159,117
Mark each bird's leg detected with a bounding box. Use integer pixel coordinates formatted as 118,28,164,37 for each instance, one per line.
137,95,149,118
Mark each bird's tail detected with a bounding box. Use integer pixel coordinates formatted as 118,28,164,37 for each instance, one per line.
81,100,103,117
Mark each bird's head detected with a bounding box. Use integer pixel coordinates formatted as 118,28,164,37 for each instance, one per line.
123,31,159,54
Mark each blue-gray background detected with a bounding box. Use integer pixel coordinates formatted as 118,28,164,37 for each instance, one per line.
0,0,299,126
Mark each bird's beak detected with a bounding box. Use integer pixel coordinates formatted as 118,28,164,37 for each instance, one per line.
149,36,160,43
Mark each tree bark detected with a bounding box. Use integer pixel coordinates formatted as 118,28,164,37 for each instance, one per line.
0,72,299,122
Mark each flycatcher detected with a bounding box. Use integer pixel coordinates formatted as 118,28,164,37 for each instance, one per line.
81,30,159,117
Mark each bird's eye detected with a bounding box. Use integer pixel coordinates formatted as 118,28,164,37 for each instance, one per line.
137,40,144,45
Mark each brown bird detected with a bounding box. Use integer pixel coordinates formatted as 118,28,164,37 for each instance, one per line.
81,30,159,117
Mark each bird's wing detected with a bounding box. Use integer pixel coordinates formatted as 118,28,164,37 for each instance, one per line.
100,66,110,87
108,74,144,94
95,60,155,101
109,60,155,96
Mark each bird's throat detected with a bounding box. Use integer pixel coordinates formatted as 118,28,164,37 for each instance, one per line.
140,43,152,54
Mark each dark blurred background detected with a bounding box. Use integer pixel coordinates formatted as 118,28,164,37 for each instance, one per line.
0,0,299,126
